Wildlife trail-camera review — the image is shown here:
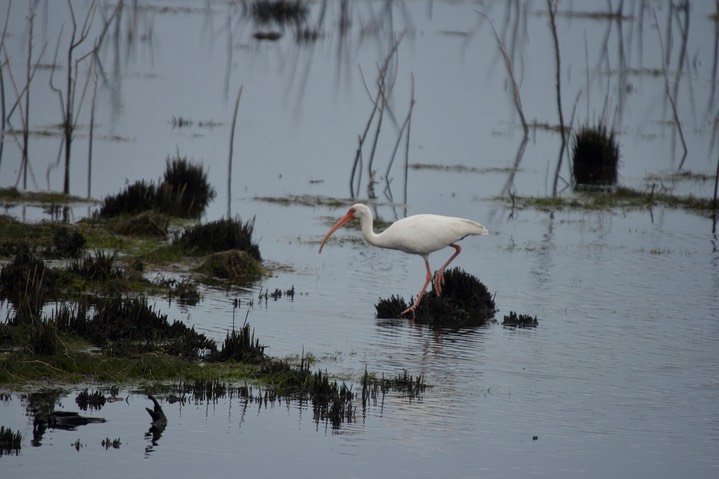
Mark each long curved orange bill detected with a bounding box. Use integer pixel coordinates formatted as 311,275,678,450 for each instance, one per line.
319,209,355,253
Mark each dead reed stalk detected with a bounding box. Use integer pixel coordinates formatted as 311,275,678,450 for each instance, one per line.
228,85,244,219
350,32,404,199
384,75,415,205
653,10,688,170
478,11,528,137
547,0,566,197
0,1,8,172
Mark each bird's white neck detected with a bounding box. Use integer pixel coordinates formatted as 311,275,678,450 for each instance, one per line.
358,212,386,248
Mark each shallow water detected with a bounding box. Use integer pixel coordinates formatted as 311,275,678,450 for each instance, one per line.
2,1,719,478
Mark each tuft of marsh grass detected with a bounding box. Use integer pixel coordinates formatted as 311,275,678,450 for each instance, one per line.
572,123,620,188
175,216,261,261
375,268,496,327
99,155,216,219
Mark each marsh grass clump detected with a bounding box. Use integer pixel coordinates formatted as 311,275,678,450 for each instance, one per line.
67,250,123,282
99,156,215,219
161,156,216,218
108,211,170,238
0,246,56,324
75,389,106,411
166,277,201,306
176,217,261,260
196,250,264,284
502,311,538,328
27,319,59,356
99,180,159,218
571,123,620,188
101,437,121,449
0,426,22,456
213,323,266,363
375,268,495,327
51,226,86,258
53,296,216,360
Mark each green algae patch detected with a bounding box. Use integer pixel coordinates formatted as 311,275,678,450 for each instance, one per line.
502,186,716,215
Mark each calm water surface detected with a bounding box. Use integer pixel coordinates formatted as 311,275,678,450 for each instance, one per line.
1,0,718,477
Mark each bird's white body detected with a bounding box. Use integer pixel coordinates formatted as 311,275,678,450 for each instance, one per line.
360,212,488,255
319,203,489,317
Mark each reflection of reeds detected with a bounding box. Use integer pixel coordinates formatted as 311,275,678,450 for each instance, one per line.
653,10,688,169
478,12,528,136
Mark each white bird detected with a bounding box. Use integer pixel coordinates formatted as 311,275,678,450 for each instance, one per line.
319,203,489,317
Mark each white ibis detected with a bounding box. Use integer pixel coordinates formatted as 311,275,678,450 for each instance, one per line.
319,203,489,317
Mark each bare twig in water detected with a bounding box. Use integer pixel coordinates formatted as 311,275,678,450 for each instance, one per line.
23,2,34,190
384,74,415,204
709,0,719,114
350,33,405,199
653,9,688,170
0,0,10,171
713,150,719,233
547,0,566,197
87,52,99,198
350,66,381,198
228,85,244,219
477,11,528,137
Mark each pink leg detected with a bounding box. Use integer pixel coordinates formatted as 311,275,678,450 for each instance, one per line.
433,244,461,297
400,256,433,318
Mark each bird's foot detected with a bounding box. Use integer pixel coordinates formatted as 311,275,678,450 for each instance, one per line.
400,304,417,319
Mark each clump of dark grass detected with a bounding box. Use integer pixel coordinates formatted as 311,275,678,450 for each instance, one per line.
99,155,216,219
165,277,201,306
108,211,170,238
0,245,56,324
101,437,121,449
176,216,261,261
0,426,22,456
67,250,124,282
375,268,496,327
213,323,266,363
99,180,159,218
27,319,59,356
502,311,538,328
196,250,264,284
53,296,216,360
75,389,106,411
572,123,620,188
161,155,216,217
51,226,86,258
251,0,308,25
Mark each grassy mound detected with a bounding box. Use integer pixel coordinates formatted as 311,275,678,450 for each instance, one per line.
375,268,496,327
99,155,216,219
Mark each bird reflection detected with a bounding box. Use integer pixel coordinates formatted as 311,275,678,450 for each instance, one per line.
144,394,167,454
